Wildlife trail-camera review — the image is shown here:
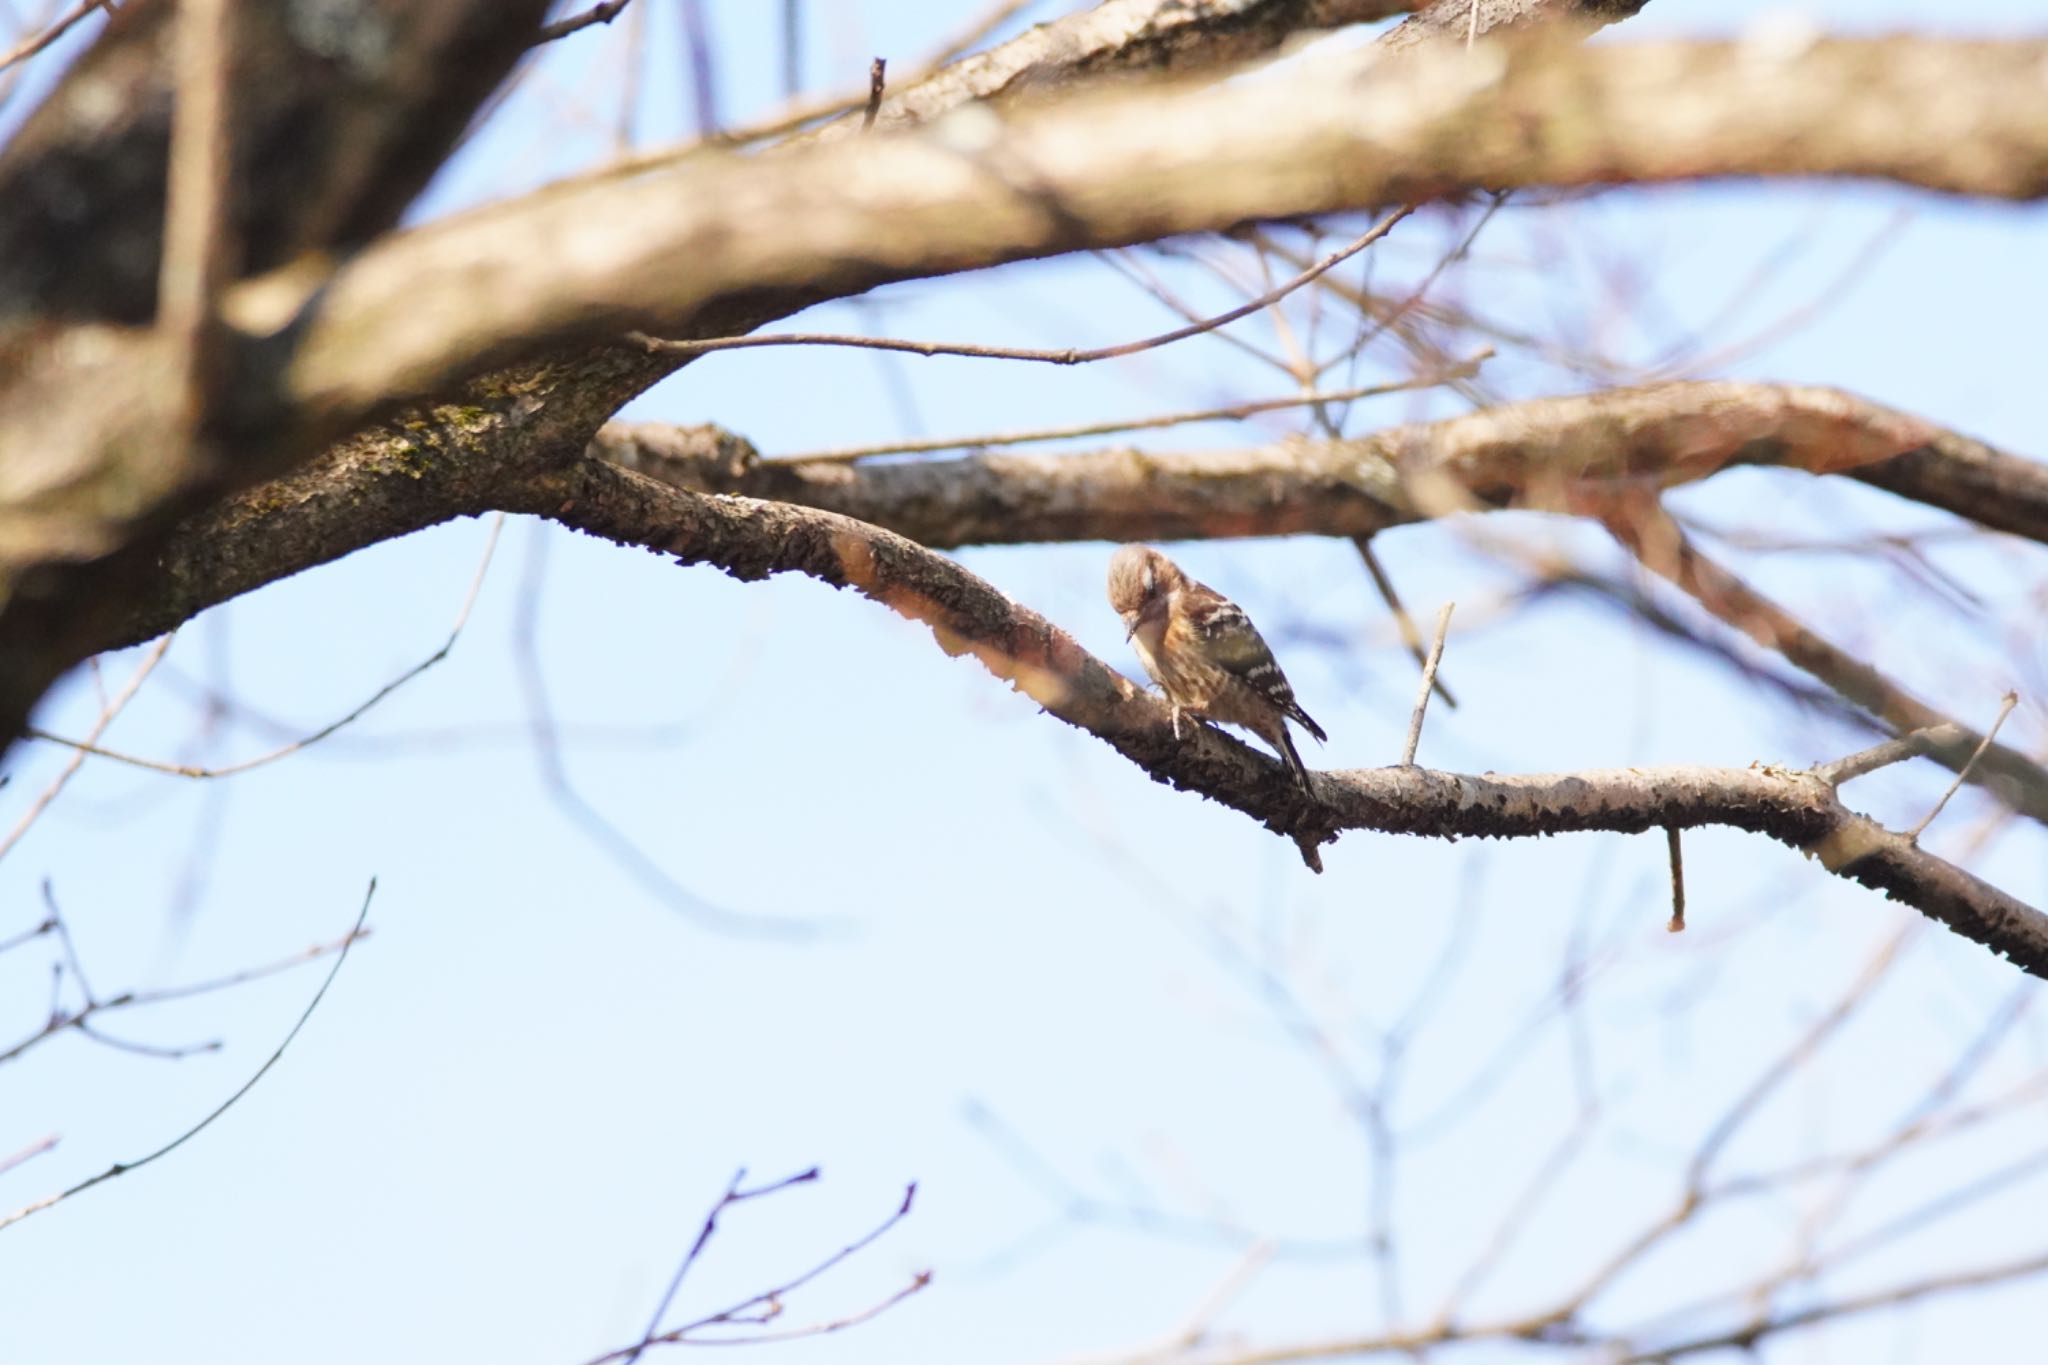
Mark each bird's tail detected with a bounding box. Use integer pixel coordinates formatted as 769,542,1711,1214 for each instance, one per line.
1287,702,1327,745
1275,723,1314,792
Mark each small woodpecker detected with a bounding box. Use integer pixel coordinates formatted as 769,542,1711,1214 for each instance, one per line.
1106,544,1326,790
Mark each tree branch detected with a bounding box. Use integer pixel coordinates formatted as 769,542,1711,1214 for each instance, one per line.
231,35,2048,441
1379,0,1649,53
88,380,2039,671
499,457,2048,977
0,0,1474,744
0,0,555,327
12,16,2047,752
1606,504,2048,826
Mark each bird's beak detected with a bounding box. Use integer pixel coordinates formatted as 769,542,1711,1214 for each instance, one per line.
1124,617,1136,642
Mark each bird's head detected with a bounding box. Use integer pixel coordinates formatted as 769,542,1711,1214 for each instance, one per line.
1106,544,1179,640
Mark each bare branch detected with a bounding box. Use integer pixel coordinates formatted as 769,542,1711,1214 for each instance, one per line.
533,0,634,47
1908,691,2019,842
1616,1248,2048,1363
234,36,2048,440
1355,538,1458,709
157,0,236,421
0,880,376,1233
1608,506,2048,826
0,916,372,1068
11,23,2045,741
78,380,2041,715
769,359,1486,464
22,516,504,780
1664,826,1685,932
1380,0,1646,53
1813,724,1973,787
0,0,109,77
586,1171,923,1364
0,1135,57,1181
630,208,1412,371
1399,602,1453,765
861,56,886,133
0,635,172,864
500,458,2048,977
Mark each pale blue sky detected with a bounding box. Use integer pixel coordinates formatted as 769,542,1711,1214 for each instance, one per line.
2,3,2045,1362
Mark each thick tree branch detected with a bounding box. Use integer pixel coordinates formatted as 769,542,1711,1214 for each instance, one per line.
234,35,2048,440
1379,0,1648,52
1852,436,2048,544
0,0,1475,743
812,0,1429,141
70,385,2042,851
12,29,2025,554
497,458,2048,977
10,13,2045,750
1606,504,2048,826
0,0,553,740
91,380,2041,666
39,381,2047,968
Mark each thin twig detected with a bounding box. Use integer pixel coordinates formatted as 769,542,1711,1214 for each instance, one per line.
0,917,54,959
861,56,885,132
1338,193,1504,374
534,0,635,47
25,515,504,780
71,1020,219,1061
691,1180,917,1332
0,920,371,1068
570,0,1040,165
705,1271,932,1346
508,524,807,936
617,1166,820,1365
1354,536,1458,710
0,1135,57,1181
42,881,96,1006
0,880,376,1234
631,206,1411,368
594,1173,921,1365
779,0,801,99
679,0,719,137
1665,826,1686,932
1400,603,1454,766
0,0,107,76
1101,243,1298,377
1814,724,1971,787
1607,503,2048,825
158,0,236,424
773,356,1486,464
1909,692,2019,842
611,0,648,152
1617,1248,2048,1364
0,634,174,863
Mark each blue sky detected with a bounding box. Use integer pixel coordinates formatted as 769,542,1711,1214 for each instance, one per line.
2,3,2046,1362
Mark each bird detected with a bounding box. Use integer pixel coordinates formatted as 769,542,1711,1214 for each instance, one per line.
1106,544,1327,790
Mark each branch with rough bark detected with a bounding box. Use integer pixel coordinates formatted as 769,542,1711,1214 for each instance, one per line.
91,382,2048,836
12,32,2048,570
0,0,553,742
484,455,2048,977
88,380,2048,653
5,2,2045,980
7,8,2045,742
222,34,2048,437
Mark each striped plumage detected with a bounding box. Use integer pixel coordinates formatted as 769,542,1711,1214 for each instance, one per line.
1106,544,1326,789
